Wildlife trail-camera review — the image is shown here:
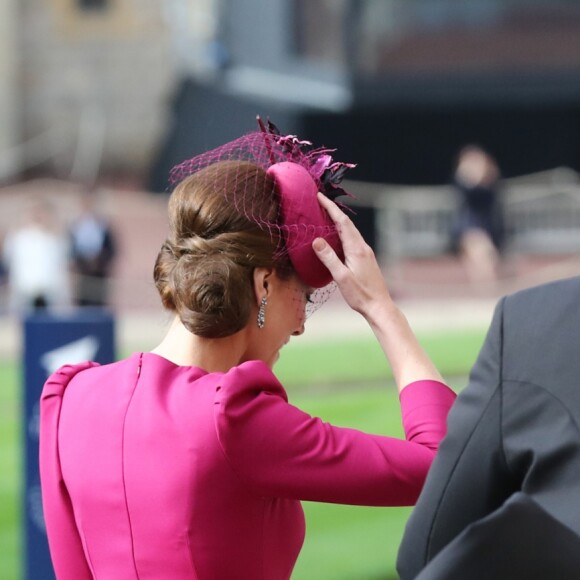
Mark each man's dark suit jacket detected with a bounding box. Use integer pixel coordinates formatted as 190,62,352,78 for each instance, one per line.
398,277,580,579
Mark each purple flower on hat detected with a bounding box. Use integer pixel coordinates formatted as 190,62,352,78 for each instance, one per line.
308,154,333,180
257,116,356,202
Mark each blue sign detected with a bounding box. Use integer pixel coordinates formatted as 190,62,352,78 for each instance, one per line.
23,309,115,580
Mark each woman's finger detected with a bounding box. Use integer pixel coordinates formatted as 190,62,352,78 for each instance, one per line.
312,237,347,280
317,193,364,249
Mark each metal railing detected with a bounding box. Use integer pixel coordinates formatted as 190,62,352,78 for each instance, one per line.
346,168,580,262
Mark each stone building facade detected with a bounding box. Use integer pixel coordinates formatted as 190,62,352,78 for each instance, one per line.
0,0,20,179
0,0,217,181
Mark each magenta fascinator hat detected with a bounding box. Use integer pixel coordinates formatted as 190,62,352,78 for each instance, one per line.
169,117,355,289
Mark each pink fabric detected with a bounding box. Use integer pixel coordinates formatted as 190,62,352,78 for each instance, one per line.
267,162,343,288
39,353,455,580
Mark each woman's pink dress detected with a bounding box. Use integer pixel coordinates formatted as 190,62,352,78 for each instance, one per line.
40,352,455,579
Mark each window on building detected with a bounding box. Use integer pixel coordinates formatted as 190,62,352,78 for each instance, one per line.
77,0,109,11
294,0,580,77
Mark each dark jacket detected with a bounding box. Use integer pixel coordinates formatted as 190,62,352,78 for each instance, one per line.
398,276,580,579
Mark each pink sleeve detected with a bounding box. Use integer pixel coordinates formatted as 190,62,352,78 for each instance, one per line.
399,379,457,451
39,362,99,580
215,362,456,507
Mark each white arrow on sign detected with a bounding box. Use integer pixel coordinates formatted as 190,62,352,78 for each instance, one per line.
29,336,100,439
40,335,100,376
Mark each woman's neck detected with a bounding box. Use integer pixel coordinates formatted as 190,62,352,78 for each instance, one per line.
151,316,248,373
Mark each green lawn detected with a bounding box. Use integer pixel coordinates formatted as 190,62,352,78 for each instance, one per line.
276,327,486,388
0,327,485,580
0,361,21,580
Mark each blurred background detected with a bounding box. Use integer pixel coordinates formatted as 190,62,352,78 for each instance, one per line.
3,0,580,578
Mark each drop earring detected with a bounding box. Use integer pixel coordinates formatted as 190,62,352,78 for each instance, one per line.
257,296,267,329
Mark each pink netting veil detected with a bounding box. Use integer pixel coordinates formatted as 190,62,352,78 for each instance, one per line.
169,118,355,311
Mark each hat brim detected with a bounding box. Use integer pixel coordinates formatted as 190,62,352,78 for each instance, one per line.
267,162,343,288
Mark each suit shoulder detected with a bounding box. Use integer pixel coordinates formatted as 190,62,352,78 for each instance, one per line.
500,276,580,381
504,276,580,314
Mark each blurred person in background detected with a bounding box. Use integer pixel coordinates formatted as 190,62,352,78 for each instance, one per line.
451,144,505,287
40,121,455,579
0,249,7,290
2,197,70,313
69,190,117,307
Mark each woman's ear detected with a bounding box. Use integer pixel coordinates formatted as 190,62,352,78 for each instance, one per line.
253,267,275,303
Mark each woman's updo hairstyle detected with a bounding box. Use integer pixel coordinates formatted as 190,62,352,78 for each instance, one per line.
154,161,292,338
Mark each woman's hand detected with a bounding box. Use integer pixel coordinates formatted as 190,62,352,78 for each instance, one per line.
313,193,444,390
312,193,391,319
